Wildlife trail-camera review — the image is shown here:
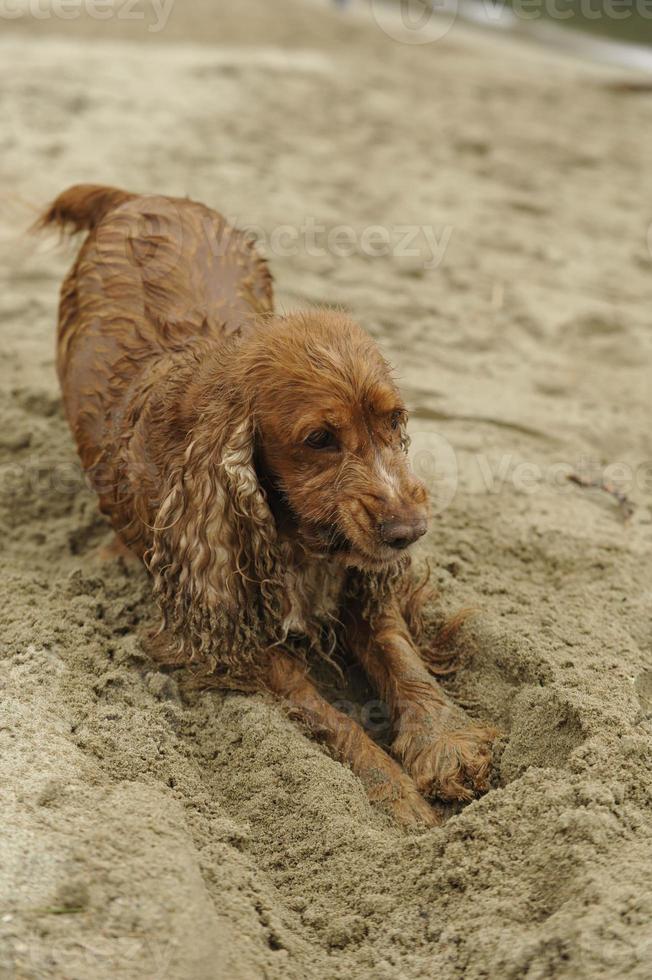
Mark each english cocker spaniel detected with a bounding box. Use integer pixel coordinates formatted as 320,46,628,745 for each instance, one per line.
40,185,496,826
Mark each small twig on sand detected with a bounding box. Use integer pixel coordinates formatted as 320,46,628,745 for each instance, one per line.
605,81,652,95
491,281,505,311
567,473,635,521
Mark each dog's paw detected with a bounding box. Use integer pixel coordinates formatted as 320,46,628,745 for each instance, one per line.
394,725,497,803
362,763,441,828
391,783,442,828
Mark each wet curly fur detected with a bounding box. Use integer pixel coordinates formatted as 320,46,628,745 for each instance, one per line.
41,184,496,826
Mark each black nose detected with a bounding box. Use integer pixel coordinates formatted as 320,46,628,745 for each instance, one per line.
379,517,428,550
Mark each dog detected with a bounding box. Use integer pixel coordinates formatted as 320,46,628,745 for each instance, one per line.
39,185,495,826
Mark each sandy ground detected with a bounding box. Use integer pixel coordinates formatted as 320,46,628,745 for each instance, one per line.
2,1,652,977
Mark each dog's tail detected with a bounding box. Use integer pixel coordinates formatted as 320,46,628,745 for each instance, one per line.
34,184,135,236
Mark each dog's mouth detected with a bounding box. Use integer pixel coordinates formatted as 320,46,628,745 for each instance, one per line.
312,523,400,571
261,482,356,561
306,522,351,557
260,473,404,571
320,526,352,556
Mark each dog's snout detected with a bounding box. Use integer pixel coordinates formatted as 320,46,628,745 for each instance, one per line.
379,516,428,551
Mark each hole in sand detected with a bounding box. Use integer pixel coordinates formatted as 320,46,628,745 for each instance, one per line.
635,669,652,715
499,687,586,784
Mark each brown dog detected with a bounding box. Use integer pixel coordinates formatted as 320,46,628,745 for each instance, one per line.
40,185,495,826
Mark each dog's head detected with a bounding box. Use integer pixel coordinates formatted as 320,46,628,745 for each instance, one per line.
245,311,428,570
146,309,428,667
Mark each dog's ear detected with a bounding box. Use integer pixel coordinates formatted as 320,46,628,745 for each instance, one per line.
145,405,284,680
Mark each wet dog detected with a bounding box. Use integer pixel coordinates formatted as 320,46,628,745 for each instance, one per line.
40,185,495,825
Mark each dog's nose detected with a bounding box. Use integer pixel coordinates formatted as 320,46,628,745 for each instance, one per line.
379,517,428,550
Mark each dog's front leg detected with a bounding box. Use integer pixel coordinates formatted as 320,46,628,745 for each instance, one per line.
348,602,497,803
265,651,439,828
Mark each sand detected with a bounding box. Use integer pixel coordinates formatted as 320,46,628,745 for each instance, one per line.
1,1,652,977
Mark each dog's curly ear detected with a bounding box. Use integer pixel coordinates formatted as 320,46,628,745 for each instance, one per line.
144,406,285,677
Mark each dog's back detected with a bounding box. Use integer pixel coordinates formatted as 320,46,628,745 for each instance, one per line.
38,184,273,478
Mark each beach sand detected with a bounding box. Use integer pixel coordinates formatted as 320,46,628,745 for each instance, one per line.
1,1,652,977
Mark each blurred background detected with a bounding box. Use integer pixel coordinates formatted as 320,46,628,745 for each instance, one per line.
3,0,652,62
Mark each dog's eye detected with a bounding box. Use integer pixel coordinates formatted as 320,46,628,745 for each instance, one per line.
305,429,337,450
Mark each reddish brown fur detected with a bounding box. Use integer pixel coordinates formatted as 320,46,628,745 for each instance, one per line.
42,185,496,826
